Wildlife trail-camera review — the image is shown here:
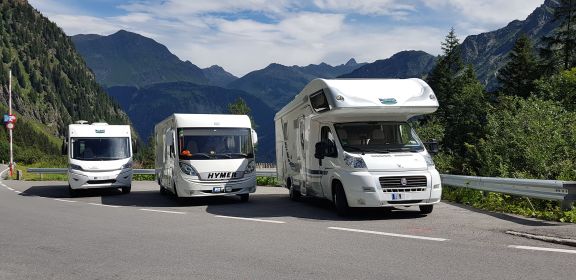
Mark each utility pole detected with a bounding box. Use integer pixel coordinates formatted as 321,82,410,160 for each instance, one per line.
8,70,14,177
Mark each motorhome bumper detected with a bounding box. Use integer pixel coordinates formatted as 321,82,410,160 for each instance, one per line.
68,169,132,189
340,171,442,208
175,174,256,197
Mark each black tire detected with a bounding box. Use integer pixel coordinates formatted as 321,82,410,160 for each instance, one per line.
121,186,131,194
419,204,434,214
68,185,77,198
173,183,186,204
333,183,350,216
289,184,301,201
239,193,249,202
159,185,167,195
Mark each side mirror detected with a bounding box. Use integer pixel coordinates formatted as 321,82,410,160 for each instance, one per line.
61,139,68,156
314,142,326,160
251,129,258,145
424,139,439,155
132,140,139,154
169,144,175,157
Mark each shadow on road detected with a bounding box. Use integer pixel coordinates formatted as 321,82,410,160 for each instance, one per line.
444,201,562,227
21,184,427,221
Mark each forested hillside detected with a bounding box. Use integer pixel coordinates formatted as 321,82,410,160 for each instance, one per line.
0,0,130,163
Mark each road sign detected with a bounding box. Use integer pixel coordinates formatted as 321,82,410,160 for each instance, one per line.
3,114,16,124
6,122,14,129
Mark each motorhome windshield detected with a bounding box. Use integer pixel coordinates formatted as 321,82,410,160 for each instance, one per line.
334,122,424,154
71,137,131,161
178,128,254,160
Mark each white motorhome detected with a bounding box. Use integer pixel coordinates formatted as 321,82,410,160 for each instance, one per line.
275,78,441,215
64,121,133,197
155,114,258,202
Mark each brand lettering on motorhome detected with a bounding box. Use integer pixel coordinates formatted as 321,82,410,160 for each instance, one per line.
208,172,238,179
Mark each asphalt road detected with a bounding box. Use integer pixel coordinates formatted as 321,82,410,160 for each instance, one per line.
1,170,575,279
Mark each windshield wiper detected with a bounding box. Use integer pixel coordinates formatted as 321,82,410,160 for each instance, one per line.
342,145,390,155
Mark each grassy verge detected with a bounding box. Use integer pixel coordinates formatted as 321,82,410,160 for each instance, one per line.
443,186,576,223
257,176,279,186
9,163,67,181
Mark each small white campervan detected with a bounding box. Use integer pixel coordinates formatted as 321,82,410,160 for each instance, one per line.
155,114,258,202
275,78,441,215
64,121,133,197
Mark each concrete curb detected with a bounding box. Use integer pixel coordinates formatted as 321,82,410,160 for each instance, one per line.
506,230,576,247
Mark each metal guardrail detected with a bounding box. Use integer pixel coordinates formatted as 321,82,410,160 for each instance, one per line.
441,174,576,210
26,168,275,177
25,168,575,210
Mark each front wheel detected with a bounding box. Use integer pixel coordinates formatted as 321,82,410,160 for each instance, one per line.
68,185,78,198
238,193,249,202
419,204,434,214
121,186,131,194
289,184,301,201
333,183,350,216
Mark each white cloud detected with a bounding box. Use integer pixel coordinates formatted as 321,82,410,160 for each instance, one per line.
28,0,545,76
313,0,415,16
119,0,296,18
422,0,544,27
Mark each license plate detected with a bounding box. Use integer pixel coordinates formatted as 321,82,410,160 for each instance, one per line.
213,187,222,193
391,193,406,200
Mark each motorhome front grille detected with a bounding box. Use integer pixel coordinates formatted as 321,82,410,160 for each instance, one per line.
387,200,422,205
87,179,116,184
379,176,427,192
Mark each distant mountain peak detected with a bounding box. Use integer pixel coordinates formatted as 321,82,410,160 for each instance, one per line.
345,58,357,66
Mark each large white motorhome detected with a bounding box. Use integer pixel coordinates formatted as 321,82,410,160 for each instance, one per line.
275,78,442,215
155,114,258,202
64,121,133,197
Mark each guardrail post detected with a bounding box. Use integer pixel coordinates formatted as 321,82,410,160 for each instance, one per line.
16,170,22,180
562,183,576,211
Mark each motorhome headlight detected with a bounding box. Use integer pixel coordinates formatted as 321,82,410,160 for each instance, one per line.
423,152,435,168
69,164,83,171
179,162,198,176
122,162,133,169
244,160,256,174
344,153,367,169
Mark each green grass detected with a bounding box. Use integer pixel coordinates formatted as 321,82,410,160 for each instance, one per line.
442,186,576,223
257,176,279,186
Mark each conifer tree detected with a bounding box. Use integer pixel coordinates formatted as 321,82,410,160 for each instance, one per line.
541,0,576,72
497,35,540,98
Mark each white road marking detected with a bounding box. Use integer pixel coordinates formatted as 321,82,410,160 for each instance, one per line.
14,190,21,194
328,227,449,242
6,187,14,191
88,203,122,208
508,245,576,254
54,199,77,203
215,215,286,224
139,208,186,215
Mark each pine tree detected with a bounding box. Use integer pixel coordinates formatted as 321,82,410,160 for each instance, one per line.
427,27,464,120
541,0,576,71
497,35,540,98
227,97,255,128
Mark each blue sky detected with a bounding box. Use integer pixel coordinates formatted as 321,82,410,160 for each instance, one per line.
28,0,545,76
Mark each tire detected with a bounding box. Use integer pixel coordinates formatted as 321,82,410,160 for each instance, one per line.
159,185,167,195
419,204,434,214
121,186,131,194
173,183,185,204
333,183,350,216
239,193,249,202
68,185,77,198
289,184,301,201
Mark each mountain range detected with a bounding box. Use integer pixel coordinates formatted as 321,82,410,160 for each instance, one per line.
0,0,130,160
1,0,562,164
68,0,562,162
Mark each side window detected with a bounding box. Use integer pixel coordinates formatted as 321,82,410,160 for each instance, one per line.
320,126,337,157
310,90,330,113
